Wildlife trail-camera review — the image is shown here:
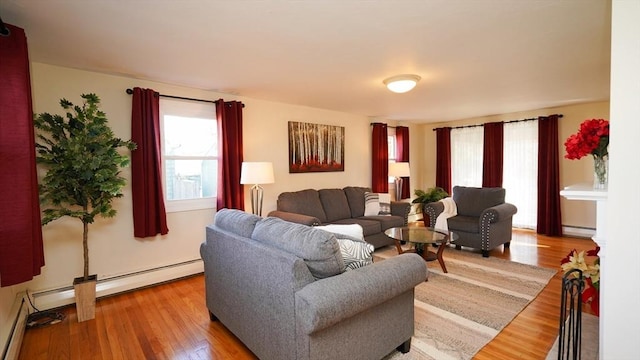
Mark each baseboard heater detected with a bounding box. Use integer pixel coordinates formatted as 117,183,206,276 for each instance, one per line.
32,259,204,311
562,225,595,239
1,293,28,360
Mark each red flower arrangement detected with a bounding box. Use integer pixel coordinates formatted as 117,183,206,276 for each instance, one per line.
564,119,609,160
560,246,600,316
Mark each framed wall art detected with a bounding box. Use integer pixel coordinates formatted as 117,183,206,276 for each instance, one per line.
288,121,344,173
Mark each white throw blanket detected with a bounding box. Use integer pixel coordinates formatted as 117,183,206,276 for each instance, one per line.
434,197,457,231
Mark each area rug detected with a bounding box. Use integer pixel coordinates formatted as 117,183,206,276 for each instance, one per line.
374,246,557,360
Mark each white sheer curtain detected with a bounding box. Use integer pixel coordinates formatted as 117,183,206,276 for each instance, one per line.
451,126,483,188
503,120,538,228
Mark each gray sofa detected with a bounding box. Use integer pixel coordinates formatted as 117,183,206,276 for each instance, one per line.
268,187,411,248
424,186,517,257
201,208,427,360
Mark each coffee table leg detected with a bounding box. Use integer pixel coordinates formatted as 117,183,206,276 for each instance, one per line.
436,242,448,273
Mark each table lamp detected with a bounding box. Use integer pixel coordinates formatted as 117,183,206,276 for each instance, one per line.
389,162,410,201
240,162,275,216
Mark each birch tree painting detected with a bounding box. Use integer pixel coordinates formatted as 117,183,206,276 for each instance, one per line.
288,121,344,173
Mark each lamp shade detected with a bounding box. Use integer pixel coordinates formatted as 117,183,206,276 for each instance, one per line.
389,162,410,177
240,162,274,185
383,74,421,93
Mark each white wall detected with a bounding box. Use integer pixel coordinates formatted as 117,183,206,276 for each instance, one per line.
603,0,640,357
13,62,372,296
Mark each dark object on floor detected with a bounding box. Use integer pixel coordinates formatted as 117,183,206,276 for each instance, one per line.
558,269,584,360
26,310,66,328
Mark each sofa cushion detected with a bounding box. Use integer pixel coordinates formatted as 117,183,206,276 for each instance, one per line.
314,224,364,241
213,208,262,238
360,215,404,231
277,189,327,223
453,186,505,217
447,215,479,233
364,192,391,216
318,189,352,222
343,186,371,218
252,217,345,279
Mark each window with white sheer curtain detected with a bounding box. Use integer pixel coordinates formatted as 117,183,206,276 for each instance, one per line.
503,121,538,228
451,126,483,188
450,121,538,229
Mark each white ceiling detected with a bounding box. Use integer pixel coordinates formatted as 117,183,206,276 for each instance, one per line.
1,0,611,123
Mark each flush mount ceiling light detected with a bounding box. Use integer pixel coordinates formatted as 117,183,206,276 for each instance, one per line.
383,74,421,93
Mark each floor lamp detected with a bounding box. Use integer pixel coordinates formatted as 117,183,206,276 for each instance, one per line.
389,162,410,201
240,162,275,216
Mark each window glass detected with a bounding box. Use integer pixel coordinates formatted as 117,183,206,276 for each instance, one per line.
160,99,217,212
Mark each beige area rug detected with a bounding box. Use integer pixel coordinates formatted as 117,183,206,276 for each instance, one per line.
375,245,557,360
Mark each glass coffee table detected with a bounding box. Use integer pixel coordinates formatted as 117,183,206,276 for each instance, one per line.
384,227,458,273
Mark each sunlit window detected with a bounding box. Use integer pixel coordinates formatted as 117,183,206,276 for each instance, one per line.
160,99,217,212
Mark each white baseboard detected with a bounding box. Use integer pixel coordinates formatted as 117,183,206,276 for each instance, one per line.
1,293,28,360
562,226,596,239
32,259,204,311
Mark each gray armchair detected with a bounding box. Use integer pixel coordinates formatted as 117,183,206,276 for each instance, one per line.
424,186,517,257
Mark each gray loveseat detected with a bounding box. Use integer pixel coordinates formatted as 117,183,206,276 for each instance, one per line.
268,187,411,248
201,208,427,360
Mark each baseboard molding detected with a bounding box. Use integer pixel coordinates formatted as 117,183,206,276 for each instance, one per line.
32,259,204,311
1,293,28,360
562,225,596,239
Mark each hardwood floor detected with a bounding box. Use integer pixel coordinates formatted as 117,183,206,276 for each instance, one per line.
19,229,596,360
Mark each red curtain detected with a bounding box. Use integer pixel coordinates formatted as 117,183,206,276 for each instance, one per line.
537,115,563,236
0,24,45,286
435,127,452,194
371,123,389,193
130,88,169,238
482,122,504,187
216,99,244,210
395,126,410,199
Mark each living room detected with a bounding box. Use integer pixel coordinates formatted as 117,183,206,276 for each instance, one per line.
1,1,639,359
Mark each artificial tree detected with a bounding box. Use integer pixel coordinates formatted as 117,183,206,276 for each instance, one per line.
34,93,135,283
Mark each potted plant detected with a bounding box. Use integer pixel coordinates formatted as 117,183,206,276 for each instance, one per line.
34,93,135,322
411,187,449,227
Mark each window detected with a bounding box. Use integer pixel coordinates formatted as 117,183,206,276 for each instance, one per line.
451,126,483,187
160,99,217,212
388,129,397,183
449,122,539,229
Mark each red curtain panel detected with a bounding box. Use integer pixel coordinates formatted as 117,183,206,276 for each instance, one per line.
371,123,389,193
482,122,504,187
537,115,563,236
395,126,411,199
435,127,452,194
0,24,45,286
130,88,169,237
215,100,244,211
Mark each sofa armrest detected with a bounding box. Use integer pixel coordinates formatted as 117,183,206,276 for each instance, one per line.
481,203,518,223
390,201,411,223
268,210,321,226
295,253,426,334
423,201,445,224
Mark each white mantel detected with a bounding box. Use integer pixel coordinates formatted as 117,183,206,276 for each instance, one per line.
560,183,608,253
559,182,606,359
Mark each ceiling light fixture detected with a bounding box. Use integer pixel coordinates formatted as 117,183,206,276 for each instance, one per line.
383,74,421,93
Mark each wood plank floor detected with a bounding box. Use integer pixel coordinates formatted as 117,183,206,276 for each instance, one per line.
19,229,596,360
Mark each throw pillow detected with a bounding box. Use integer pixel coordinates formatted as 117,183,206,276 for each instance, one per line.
364,192,392,216
315,224,373,270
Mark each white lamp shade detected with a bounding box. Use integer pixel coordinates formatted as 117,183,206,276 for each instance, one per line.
389,162,410,177
383,74,421,93
240,162,275,184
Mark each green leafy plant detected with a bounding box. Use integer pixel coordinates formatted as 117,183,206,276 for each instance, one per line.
411,187,449,208
34,93,136,281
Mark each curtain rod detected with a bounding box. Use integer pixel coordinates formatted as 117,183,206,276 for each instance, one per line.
125,88,244,107
369,123,404,129
0,16,11,36
432,114,563,131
